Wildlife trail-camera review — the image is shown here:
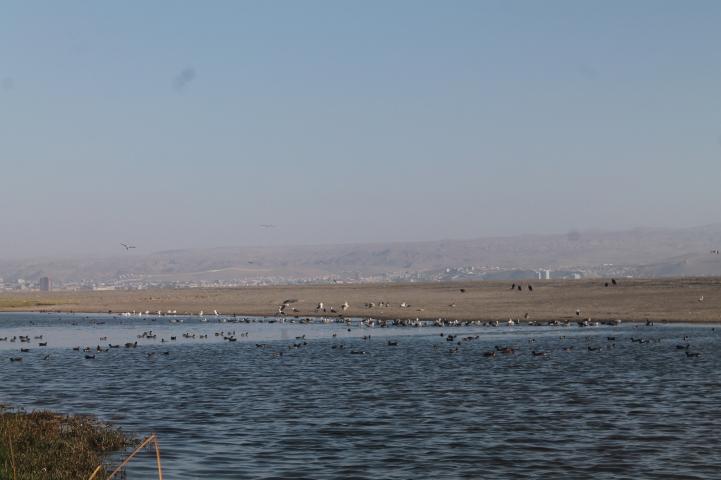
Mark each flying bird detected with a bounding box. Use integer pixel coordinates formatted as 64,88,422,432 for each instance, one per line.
120,243,136,250
260,224,276,228
173,67,196,91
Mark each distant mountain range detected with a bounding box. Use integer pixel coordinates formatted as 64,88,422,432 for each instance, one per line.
2,224,721,284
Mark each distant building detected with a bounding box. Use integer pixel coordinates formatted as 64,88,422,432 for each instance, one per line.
38,277,52,292
536,270,551,280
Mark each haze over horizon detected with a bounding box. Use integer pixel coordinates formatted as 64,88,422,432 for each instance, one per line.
2,222,721,264
2,1,720,259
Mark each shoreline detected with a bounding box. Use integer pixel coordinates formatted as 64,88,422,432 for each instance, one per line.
0,278,720,324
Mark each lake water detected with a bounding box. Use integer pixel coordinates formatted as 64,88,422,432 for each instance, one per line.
1,312,720,479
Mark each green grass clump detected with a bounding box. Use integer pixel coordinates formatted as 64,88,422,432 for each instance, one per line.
0,300,58,309
0,407,132,480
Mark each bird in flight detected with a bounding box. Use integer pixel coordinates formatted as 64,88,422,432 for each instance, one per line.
120,243,136,250
259,224,276,228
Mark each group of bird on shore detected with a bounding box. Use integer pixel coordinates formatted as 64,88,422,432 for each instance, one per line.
4,277,715,362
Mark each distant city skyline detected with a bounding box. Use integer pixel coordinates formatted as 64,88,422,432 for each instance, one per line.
1,1,720,259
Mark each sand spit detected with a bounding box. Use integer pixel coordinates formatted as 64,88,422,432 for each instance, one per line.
0,278,720,323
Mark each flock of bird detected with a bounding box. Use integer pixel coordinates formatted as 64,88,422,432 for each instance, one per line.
2,325,250,362
3,276,715,362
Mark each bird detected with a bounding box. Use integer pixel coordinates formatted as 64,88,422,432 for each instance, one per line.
528,285,533,292
699,296,704,302
120,243,136,250
611,278,617,285
259,224,276,228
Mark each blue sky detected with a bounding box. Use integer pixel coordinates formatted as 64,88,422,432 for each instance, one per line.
1,1,720,258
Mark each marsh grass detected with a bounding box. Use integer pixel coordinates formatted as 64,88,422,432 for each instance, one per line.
0,300,58,309
0,407,132,480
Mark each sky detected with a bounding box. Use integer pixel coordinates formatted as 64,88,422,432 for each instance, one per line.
1,0,720,259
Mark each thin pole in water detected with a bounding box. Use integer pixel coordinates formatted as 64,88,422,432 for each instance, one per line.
153,435,164,480
104,433,161,480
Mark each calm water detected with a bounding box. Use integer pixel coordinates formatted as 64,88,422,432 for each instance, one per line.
1,312,721,479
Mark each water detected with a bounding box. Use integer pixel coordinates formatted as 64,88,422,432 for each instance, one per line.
2,312,721,479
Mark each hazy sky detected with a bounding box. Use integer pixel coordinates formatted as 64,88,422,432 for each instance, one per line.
1,1,720,259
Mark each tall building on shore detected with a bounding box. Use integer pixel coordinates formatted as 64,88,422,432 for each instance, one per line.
38,277,52,292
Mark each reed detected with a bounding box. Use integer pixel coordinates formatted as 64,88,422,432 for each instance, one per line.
0,407,132,480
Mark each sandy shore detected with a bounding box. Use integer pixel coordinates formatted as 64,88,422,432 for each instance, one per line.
0,278,720,323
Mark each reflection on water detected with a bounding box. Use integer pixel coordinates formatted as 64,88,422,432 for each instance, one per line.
1,312,721,479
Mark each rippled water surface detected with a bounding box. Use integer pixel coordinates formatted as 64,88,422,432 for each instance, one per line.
2,312,721,479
